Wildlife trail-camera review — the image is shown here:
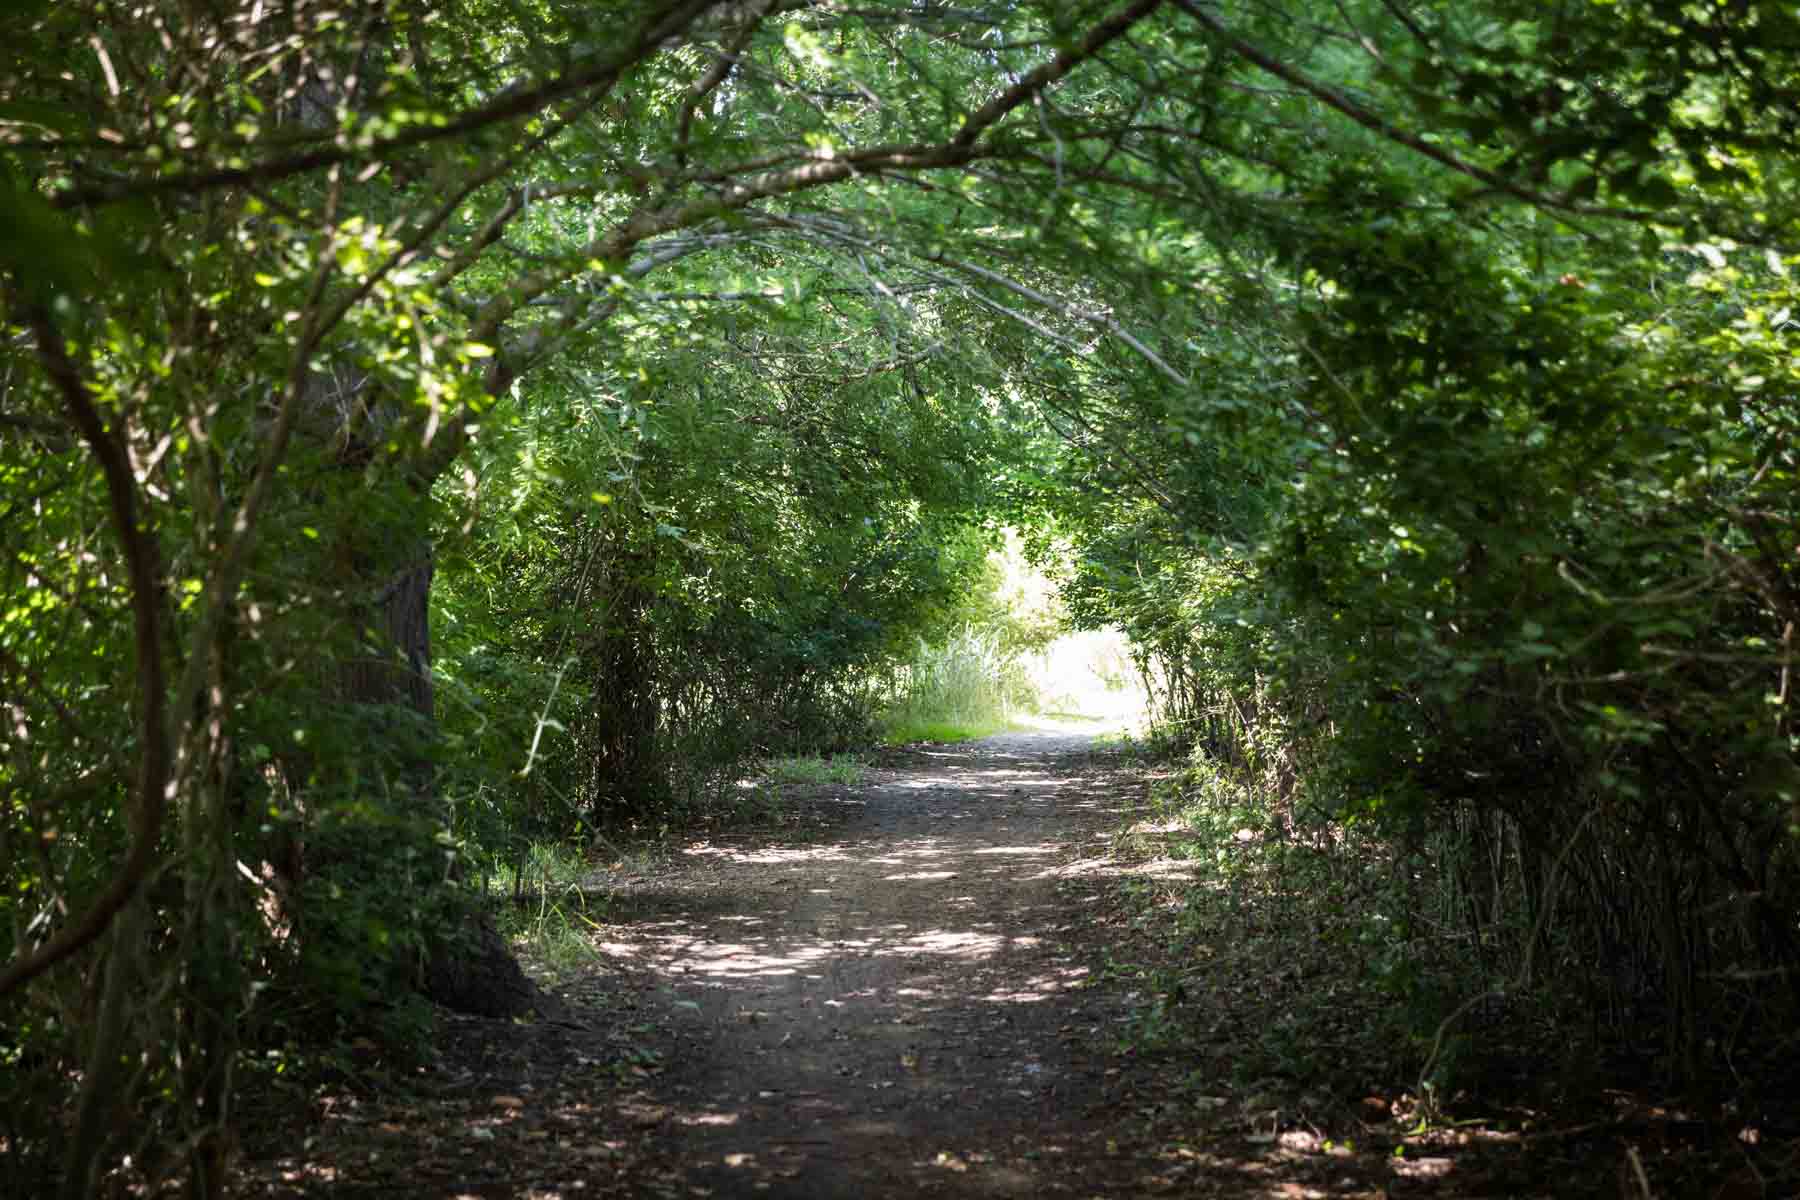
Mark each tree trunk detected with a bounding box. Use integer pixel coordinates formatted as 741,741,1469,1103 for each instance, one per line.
344,549,551,1022
578,545,667,823
280,367,550,1022
341,554,435,726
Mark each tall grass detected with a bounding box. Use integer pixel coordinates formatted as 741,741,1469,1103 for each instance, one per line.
485,842,601,980
875,530,1148,743
880,625,1032,743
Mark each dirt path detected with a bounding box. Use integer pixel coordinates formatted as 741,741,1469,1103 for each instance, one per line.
237,727,1210,1198
594,728,1148,1197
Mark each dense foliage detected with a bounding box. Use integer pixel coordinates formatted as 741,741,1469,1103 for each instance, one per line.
1,0,1795,1193
1040,0,1800,1095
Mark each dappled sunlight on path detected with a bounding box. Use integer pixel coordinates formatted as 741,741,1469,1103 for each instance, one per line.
575,731,1168,1197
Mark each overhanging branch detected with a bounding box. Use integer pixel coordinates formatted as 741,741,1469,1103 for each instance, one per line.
1170,0,1656,223
51,0,725,210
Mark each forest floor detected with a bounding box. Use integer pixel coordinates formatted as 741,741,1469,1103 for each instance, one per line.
232,725,1789,1198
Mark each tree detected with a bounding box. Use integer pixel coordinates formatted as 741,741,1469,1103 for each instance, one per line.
4,0,1798,1191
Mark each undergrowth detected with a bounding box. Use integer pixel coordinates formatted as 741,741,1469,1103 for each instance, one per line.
1110,750,1622,1119
486,842,603,980
1094,739,1800,1197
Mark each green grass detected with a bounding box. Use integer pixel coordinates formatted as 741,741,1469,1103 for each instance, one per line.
880,715,1018,745
759,753,867,786
486,841,602,980
492,840,588,891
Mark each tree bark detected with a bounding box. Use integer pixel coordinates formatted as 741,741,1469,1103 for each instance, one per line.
341,555,435,725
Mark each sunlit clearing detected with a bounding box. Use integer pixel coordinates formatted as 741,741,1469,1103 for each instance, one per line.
1020,626,1145,727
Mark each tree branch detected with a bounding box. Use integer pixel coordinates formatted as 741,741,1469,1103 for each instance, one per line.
1169,0,1657,223
674,1,773,170
51,0,724,210
0,306,169,998
952,0,1165,149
